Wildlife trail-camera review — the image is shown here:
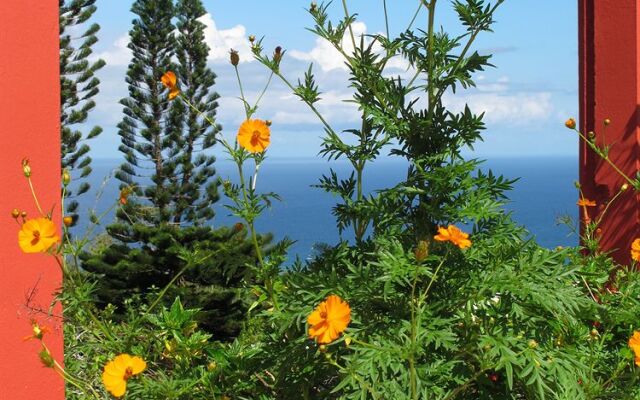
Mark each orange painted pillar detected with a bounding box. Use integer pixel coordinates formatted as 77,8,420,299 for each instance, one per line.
0,2,64,399
579,0,640,264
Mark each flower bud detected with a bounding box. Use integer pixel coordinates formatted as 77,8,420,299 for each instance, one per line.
588,131,595,140
207,361,217,371
528,339,538,349
63,216,73,227
414,240,429,262
273,46,283,63
344,336,352,347
22,158,31,178
21,211,27,218
62,169,71,186
621,183,629,191
573,181,581,189
229,49,240,66
265,120,272,127
38,347,55,368
248,35,256,43
604,118,611,126
233,222,244,232
564,118,576,130
11,208,20,219
310,1,317,12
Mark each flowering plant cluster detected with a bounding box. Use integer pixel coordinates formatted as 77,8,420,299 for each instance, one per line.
13,1,640,399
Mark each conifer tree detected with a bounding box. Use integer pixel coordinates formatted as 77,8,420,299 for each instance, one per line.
111,0,179,233
59,0,105,225
173,0,222,224
82,0,269,340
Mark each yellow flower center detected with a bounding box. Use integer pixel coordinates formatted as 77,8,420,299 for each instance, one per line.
123,367,134,381
31,230,40,246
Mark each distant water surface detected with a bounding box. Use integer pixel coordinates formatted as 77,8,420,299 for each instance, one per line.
79,156,578,262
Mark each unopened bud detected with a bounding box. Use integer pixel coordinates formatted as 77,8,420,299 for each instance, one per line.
604,118,611,126
528,339,538,349
590,328,599,337
310,1,317,12
319,344,327,353
273,46,283,63
207,361,217,371
233,222,244,232
621,183,629,191
588,131,595,139
265,120,272,127
574,181,581,189
62,169,71,186
564,118,576,130
21,211,27,218
63,216,73,227
248,35,256,43
11,208,20,219
344,336,352,347
22,158,31,178
38,347,55,368
222,180,232,191
229,49,240,66
414,240,429,262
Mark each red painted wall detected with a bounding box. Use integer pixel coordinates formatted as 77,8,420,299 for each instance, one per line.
0,2,64,399
579,0,640,264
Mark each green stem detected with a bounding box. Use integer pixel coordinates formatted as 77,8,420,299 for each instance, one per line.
407,0,426,31
383,0,390,41
234,65,250,117
27,176,45,216
426,0,437,113
341,0,357,51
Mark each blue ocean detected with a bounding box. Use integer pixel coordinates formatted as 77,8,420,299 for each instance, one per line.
79,156,578,262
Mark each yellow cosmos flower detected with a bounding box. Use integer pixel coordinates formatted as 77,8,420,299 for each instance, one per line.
631,239,640,262
102,354,146,398
434,225,471,249
629,331,640,366
237,119,271,153
18,217,59,253
307,294,351,344
161,71,180,100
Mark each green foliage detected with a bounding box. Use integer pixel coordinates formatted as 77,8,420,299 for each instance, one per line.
60,0,105,225
81,224,271,340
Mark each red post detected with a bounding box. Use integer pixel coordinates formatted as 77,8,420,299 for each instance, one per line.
0,2,64,399
579,0,640,264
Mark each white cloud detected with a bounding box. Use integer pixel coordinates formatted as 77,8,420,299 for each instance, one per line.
94,34,131,67
94,14,252,67
443,91,554,125
199,13,252,64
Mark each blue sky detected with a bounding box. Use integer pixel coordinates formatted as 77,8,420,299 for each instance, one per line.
87,0,578,159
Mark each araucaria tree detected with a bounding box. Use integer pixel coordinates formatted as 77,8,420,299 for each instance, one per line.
173,0,222,224
59,0,105,226
112,0,178,228
82,0,265,340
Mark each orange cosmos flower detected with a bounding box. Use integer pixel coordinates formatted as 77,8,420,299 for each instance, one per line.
629,331,640,366
577,198,596,207
631,239,640,262
18,217,59,253
434,225,471,249
102,354,147,398
307,295,351,344
237,119,271,153
23,320,49,341
160,71,180,100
